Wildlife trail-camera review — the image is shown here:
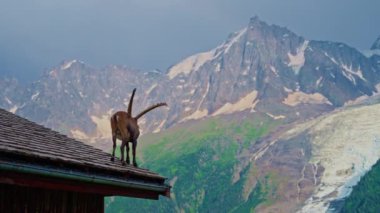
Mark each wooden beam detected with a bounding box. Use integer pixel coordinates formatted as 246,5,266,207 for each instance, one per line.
0,171,160,200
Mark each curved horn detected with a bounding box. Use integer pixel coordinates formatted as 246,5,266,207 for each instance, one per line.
134,102,167,120
127,88,136,116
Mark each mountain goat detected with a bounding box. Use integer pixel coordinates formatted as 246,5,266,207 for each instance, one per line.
110,88,167,167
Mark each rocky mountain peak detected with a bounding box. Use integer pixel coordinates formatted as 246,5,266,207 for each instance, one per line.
248,15,264,28
59,59,83,70
246,16,274,40
246,16,300,41
46,59,92,81
371,35,380,50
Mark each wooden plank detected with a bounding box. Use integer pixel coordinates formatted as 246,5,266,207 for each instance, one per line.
0,172,161,199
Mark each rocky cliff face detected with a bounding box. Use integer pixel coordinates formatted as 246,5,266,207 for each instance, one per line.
115,17,379,136
152,17,379,130
11,60,169,144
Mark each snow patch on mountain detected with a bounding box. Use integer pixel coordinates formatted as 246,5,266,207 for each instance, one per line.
146,84,158,94
167,50,215,79
212,91,258,116
71,129,91,141
270,65,279,77
49,69,58,77
316,77,323,87
324,53,366,84
180,75,210,123
153,119,166,133
89,109,114,140
324,52,338,64
61,60,77,70
283,92,331,106
91,114,111,139
9,105,18,114
342,64,366,83
181,109,208,122
215,63,221,72
4,97,12,105
224,28,247,53
266,112,285,120
31,92,40,101
198,81,210,109
300,104,380,212
284,87,293,93
79,91,86,98
288,40,309,74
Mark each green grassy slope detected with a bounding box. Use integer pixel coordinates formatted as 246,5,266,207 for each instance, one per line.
340,159,380,213
105,114,280,213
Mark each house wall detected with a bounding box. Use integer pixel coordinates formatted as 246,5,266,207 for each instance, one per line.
0,183,104,213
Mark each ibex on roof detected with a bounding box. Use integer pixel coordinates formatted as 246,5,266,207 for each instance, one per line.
110,88,167,167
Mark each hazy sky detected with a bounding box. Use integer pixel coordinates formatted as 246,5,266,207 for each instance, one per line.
1,0,379,82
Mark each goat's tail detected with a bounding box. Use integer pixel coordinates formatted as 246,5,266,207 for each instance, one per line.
127,88,136,116
134,102,168,120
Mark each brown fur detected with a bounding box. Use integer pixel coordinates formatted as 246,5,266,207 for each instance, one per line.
110,88,167,167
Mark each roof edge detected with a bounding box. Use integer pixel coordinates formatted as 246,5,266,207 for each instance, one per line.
0,147,167,182
0,161,171,199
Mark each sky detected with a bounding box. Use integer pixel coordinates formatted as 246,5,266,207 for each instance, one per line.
0,0,379,82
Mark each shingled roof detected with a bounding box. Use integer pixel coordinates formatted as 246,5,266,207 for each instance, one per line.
0,108,170,199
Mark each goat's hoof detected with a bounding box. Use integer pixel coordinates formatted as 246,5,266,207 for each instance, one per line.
133,162,138,167
110,157,115,162
122,161,126,166
126,160,130,165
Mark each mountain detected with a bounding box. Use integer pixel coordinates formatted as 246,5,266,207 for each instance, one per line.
4,60,168,148
166,16,379,111
3,18,380,145
106,99,380,212
371,35,380,50
1,17,380,212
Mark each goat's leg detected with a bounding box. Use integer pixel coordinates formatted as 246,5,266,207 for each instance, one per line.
111,135,116,161
126,142,130,165
120,140,126,166
132,140,138,167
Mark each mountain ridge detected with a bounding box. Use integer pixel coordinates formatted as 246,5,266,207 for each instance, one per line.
1,17,380,212
1,17,379,147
